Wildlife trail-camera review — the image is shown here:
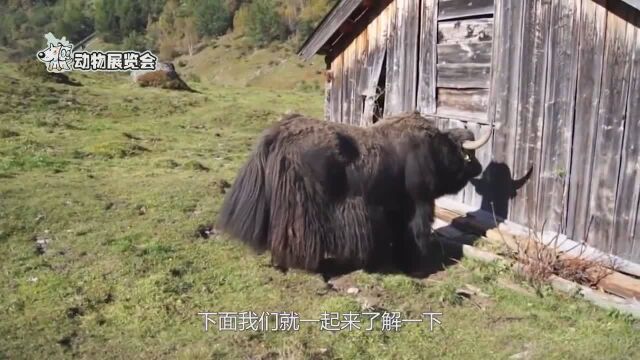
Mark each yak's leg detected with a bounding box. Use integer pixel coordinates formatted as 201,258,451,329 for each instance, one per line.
409,200,435,255
392,201,434,273
331,197,379,270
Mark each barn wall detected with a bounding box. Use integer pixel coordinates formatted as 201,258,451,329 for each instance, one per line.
492,0,640,262
324,0,640,263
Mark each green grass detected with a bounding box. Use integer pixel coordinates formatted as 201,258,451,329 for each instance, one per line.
0,61,639,360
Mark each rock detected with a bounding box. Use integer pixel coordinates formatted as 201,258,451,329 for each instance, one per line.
346,287,360,295
131,62,195,92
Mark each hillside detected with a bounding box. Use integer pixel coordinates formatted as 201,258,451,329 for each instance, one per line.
172,34,326,90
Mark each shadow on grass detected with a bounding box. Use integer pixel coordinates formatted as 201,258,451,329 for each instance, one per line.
315,238,469,282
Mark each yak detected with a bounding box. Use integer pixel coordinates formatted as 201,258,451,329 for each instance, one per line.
217,112,492,273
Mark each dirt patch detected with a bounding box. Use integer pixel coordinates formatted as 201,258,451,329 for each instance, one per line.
0,128,20,138
183,160,210,172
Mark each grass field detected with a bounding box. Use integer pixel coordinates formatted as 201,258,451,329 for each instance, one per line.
0,60,639,360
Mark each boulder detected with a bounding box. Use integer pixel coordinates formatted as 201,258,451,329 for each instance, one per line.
131,62,194,92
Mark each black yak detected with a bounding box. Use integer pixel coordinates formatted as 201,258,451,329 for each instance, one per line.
217,112,492,273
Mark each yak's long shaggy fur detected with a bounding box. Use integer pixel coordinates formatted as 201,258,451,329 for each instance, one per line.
217,112,484,272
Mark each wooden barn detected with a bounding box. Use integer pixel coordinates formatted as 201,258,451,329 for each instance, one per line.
299,0,640,266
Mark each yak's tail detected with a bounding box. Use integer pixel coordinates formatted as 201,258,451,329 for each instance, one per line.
216,132,274,252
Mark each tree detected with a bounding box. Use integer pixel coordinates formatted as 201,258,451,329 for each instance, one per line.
95,0,121,42
115,0,146,37
54,0,94,43
95,0,158,43
182,17,199,56
154,0,181,59
232,4,250,36
247,0,286,46
191,0,232,37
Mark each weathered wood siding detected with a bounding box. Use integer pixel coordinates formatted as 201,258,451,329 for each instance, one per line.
566,0,607,249
434,0,496,205
510,0,552,227
384,0,420,115
327,2,393,125
586,12,636,253
436,4,495,121
322,0,640,263
492,0,640,262
536,0,581,234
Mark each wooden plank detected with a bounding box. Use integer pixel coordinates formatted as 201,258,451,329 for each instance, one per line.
509,0,553,228
384,0,419,116
324,69,331,122
383,0,399,116
536,0,581,234
436,88,489,115
361,15,388,126
341,43,354,125
587,12,636,254
597,271,640,300
487,0,525,221
351,31,368,126
436,64,491,88
613,27,640,262
400,0,419,112
355,28,370,96
566,1,608,242
417,0,438,114
438,0,495,21
438,18,494,44
437,42,493,64
635,187,640,261
329,53,343,123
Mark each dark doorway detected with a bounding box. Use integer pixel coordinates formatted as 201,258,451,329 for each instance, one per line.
373,57,386,123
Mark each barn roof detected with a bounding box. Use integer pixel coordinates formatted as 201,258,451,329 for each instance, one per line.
298,0,640,61
297,0,392,61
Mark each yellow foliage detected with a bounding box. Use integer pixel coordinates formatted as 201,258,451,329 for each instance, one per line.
233,4,250,36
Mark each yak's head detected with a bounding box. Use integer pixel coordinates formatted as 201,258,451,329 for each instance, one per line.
430,127,492,197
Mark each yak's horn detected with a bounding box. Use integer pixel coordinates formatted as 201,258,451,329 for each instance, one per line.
463,128,493,150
